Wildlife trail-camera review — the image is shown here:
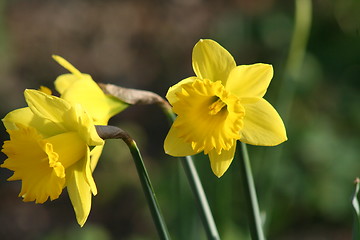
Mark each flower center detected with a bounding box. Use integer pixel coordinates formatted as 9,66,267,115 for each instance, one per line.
208,98,227,115
172,79,245,154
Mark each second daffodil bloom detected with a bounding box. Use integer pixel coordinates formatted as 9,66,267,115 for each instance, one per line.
52,55,128,125
1,89,104,226
52,55,128,170
164,39,287,177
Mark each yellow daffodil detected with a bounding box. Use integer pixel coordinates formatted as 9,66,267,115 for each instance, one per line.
1,89,104,226
164,39,287,177
52,55,128,170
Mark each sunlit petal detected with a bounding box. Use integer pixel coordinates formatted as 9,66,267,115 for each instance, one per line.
226,64,273,98
84,147,97,195
165,77,197,105
208,143,236,178
66,158,92,227
54,73,84,94
90,145,104,171
54,56,128,124
192,39,236,83
24,89,71,125
164,125,197,157
240,97,287,146
2,107,63,137
62,78,127,124
62,104,104,146
52,55,82,77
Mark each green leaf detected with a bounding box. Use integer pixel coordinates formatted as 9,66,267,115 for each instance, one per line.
352,178,360,240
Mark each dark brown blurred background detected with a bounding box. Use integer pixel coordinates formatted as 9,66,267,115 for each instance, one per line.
0,0,359,239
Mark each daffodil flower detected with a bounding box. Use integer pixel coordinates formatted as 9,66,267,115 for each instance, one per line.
52,55,128,170
1,89,104,226
164,39,287,177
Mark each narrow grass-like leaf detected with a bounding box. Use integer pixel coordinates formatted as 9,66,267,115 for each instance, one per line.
352,178,360,240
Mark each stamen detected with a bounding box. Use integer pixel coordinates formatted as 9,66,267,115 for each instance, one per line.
209,98,227,115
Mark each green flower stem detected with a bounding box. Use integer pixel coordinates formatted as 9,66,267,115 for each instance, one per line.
96,125,171,240
238,142,265,240
162,106,220,240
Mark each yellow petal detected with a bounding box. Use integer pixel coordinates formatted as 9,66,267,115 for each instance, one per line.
54,73,84,94
105,96,128,123
55,74,128,125
65,149,94,227
25,89,103,146
24,89,71,125
165,77,197,105
164,125,197,157
226,64,273,98
53,55,127,124
84,147,97,196
240,97,287,146
52,55,82,77
90,145,104,171
2,107,63,137
2,108,32,130
66,169,91,226
208,142,236,178
62,104,104,146
192,39,236,83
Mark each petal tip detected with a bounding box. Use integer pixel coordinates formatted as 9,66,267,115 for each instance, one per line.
210,161,228,178
214,171,224,178
52,55,82,76
24,89,42,99
78,219,87,227
52,54,60,60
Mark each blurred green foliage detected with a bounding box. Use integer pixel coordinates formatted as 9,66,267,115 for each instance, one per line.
0,0,359,239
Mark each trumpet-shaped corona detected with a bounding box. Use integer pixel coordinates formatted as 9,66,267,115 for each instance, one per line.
2,125,86,203
172,79,244,155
